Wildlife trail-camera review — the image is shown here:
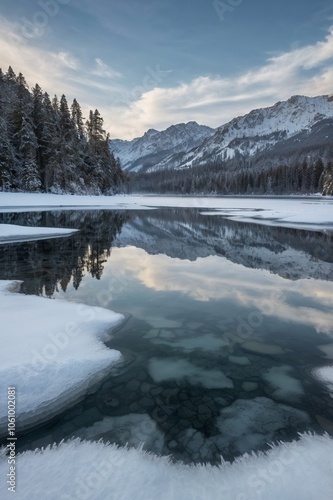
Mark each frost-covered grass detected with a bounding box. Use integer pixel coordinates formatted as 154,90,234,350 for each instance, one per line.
0,280,123,435
0,434,333,499
0,223,78,244
0,192,332,231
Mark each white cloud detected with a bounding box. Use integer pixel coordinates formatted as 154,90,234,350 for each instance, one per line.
103,247,333,336
92,58,122,79
55,51,80,70
106,27,333,138
0,16,79,95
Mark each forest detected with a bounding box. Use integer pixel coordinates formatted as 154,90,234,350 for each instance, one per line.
0,66,126,194
131,157,333,195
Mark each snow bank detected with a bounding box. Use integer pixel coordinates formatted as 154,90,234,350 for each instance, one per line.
0,192,332,231
0,223,78,244
0,281,124,435
0,434,333,499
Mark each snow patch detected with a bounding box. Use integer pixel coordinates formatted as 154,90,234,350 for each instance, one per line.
0,223,78,244
0,280,124,435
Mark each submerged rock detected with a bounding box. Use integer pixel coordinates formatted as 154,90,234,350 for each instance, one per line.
242,382,258,392
216,396,310,456
241,340,285,355
228,355,251,365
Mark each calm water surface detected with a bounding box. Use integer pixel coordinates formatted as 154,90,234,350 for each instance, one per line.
0,207,333,464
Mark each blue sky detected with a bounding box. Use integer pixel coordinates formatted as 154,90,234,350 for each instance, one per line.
1,0,333,138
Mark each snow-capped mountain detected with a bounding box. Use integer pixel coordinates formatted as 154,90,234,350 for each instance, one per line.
109,122,215,172
110,95,333,176
177,95,333,168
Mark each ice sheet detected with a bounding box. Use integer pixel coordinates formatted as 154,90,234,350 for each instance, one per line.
0,280,124,435
0,223,78,244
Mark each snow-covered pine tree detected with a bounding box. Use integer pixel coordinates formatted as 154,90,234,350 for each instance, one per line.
16,116,41,191
0,119,15,190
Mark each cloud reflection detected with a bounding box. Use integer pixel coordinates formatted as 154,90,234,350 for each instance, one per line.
104,246,333,337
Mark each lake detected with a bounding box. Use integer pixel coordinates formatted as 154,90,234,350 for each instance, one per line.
0,205,333,465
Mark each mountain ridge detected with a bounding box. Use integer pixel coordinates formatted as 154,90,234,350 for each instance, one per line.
179,95,333,169
109,121,215,172
110,95,333,175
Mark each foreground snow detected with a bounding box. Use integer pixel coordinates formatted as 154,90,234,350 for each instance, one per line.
0,281,123,435
0,223,78,244
0,434,333,499
0,192,332,231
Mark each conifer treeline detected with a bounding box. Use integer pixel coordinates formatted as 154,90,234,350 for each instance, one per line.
132,157,333,195
0,66,126,194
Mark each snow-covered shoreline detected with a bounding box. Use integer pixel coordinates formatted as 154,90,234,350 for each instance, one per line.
0,224,79,244
0,281,124,436
1,434,333,499
0,192,332,232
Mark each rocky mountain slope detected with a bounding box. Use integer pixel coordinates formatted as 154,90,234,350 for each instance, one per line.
177,95,333,169
111,95,333,175
109,122,215,172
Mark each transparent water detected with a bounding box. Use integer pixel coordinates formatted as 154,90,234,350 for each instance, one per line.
0,207,333,465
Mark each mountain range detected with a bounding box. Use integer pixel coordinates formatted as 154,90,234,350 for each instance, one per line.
110,95,333,174
110,122,215,172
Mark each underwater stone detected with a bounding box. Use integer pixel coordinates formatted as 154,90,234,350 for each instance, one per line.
241,340,285,355
242,382,259,392
126,380,141,392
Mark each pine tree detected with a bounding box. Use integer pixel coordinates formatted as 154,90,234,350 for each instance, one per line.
0,119,14,190
16,117,41,191
71,98,85,140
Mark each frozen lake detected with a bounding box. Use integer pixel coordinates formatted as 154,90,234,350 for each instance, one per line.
0,205,332,465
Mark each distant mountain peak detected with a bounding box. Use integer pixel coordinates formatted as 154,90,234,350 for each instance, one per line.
145,128,159,136
110,121,215,172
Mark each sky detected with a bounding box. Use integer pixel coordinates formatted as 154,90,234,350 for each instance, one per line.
1,0,333,139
